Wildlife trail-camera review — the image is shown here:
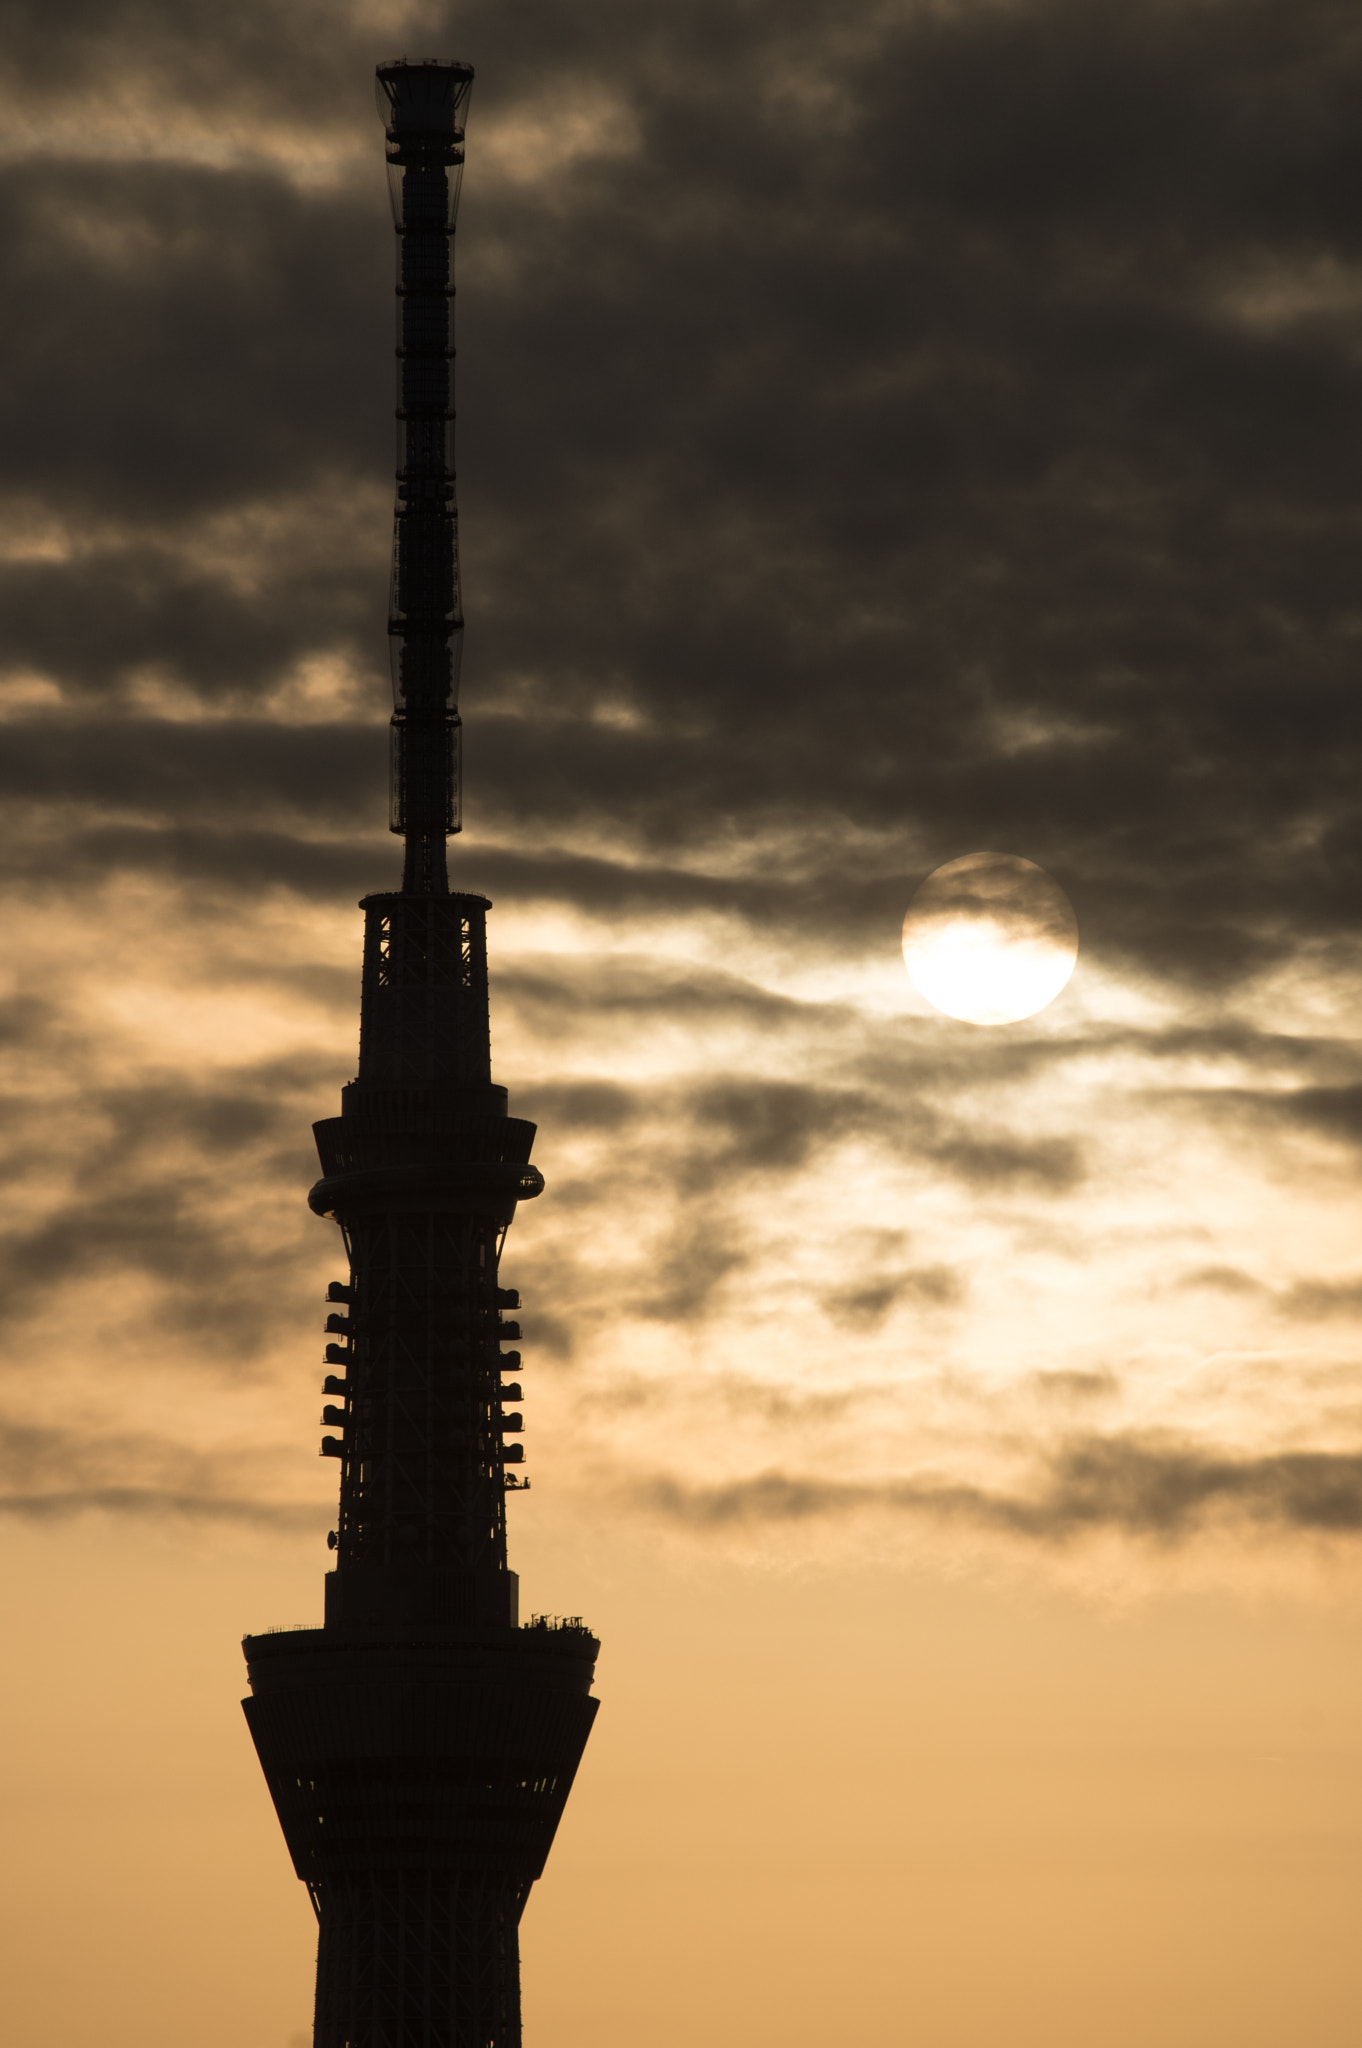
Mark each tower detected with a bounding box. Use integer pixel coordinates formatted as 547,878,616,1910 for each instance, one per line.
241,59,600,2048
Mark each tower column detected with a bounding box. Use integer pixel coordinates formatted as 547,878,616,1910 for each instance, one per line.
241,58,599,2048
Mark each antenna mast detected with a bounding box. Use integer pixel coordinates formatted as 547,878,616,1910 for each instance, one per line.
383,57,469,896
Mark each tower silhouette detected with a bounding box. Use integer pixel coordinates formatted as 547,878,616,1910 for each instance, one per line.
241,59,600,2047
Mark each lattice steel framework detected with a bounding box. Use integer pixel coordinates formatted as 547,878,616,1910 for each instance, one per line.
314,1875,525,2047
242,58,599,2048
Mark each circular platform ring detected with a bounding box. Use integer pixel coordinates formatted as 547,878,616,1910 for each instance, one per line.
308,1159,544,1223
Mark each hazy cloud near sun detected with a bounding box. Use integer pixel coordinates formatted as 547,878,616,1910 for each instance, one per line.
3,0,1362,1568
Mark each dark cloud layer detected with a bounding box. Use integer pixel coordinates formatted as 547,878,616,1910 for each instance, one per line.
525,1066,1087,1202
0,1410,325,1525
0,1056,331,1357
2,0,1362,983
0,162,390,520
4,0,1362,1556
0,1487,321,1527
639,1432,1362,1543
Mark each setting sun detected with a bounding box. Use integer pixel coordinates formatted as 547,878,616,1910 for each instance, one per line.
902,853,1079,1025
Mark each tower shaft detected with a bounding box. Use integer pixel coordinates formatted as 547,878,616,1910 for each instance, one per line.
242,60,599,2048
310,887,538,1629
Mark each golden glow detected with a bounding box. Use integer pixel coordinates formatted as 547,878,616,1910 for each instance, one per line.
901,852,1079,1025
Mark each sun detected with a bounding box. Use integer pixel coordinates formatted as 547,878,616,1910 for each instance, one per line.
902,852,1078,1025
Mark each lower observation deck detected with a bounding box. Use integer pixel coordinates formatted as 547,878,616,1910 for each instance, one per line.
242,1617,599,1894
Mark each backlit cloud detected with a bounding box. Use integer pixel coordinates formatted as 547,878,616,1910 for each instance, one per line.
1,0,1361,1580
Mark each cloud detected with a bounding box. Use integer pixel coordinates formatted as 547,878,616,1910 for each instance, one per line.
1274,1086,1362,1149
0,0,1357,1000
0,1061,333,1356
0,1486,323,1528
522,1063,1088,1221
1176,1265,1267,1297
3,0,1360,999
1278,1277,1362,1320
1030,1369,1119,1403
822,1267,964,1332
0,1411,326,1527
0,0,1359,1581
635,1432,1362,1543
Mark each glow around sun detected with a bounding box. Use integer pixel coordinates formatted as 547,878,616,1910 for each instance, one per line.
902,852,1079,1025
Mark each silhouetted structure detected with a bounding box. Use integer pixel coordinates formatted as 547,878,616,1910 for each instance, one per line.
241,60,599,2047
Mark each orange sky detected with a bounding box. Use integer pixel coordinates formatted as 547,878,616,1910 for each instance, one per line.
6,2,1362,2043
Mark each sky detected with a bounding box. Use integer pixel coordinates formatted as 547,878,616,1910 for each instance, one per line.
5,1,1362,2043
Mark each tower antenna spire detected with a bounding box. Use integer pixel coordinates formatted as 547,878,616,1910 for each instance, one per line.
380,56,469,896
241,60,600,2048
